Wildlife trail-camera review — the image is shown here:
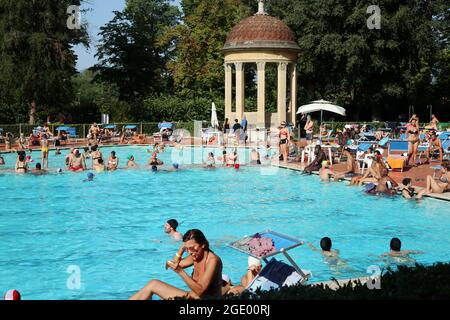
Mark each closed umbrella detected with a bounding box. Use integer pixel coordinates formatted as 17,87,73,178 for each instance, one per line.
211,102,219,129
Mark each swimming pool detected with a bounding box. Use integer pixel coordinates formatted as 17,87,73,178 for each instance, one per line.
0,146,449,299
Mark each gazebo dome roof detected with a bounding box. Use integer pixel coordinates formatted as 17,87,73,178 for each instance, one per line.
222,15,300,53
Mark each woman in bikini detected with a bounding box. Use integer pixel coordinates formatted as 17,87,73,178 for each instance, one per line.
15,154,28,174
279,121,290,163
130,229,223,300
406,116,420,167
90,145,103,170
107,151,119,171
417,163,450,199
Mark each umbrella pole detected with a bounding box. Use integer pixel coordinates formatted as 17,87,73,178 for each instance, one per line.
321,110,323,125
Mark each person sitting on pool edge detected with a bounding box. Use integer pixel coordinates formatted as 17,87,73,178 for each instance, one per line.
129,229,223,300
224,256,262,296
333,148,359,180
381,238,423,258
400,178,417,199
164,219,183,241
304,145,327,174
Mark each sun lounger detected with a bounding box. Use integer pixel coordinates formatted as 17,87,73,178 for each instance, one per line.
228,230,311,290
387,140,408,171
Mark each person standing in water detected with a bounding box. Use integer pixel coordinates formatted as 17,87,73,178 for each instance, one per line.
90,145,103,170
69,149,86,171
107,151,119,171
41,134,50,170
278,121,290,163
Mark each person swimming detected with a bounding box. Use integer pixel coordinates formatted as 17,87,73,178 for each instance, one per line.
151,165,158,173
164,219,183,241
381,238,423,259
0,156,5,166
83,172,95,182
31,162,46,175
308,237,350,273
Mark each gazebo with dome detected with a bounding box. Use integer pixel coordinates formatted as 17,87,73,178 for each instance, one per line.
222,0,301,129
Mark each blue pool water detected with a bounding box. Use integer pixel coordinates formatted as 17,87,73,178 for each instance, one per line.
0,146,449,300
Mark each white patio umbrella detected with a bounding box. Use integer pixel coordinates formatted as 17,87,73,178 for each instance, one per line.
211,102,219,128
297,100,346,124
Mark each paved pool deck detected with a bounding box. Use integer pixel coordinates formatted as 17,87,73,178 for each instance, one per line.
275,161,450,202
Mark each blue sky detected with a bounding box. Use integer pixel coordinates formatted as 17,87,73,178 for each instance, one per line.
74,0,181,71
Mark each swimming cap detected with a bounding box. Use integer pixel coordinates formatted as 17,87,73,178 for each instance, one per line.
248,256,262,268
173,163,179,169
87,173,94,180
4,289,21,300
74,149,80,155
234,164,240,170
127,155,133,161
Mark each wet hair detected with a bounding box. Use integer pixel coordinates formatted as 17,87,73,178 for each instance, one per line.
183,229,210,251
91,145,98,152
320,237,332,252
84,147,89,152
223,150,227,155
390,238,402,251
18,154,25,162
402,178,412,186
152,165,158,172
98,158,104,164
166,219,179,231
111,151,116,156
36,163,41,170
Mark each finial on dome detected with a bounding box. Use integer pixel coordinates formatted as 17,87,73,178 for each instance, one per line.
256,0,268,16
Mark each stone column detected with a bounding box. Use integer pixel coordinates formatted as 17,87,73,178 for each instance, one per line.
235,62,245,121
277,62,288,124
257,61,266,127
224,63,232,120
290,63,297,125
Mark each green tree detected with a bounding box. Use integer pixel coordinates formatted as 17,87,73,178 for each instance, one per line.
0,0,89,124
93,0,180,110
165,0,251,99
271,0,448,120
